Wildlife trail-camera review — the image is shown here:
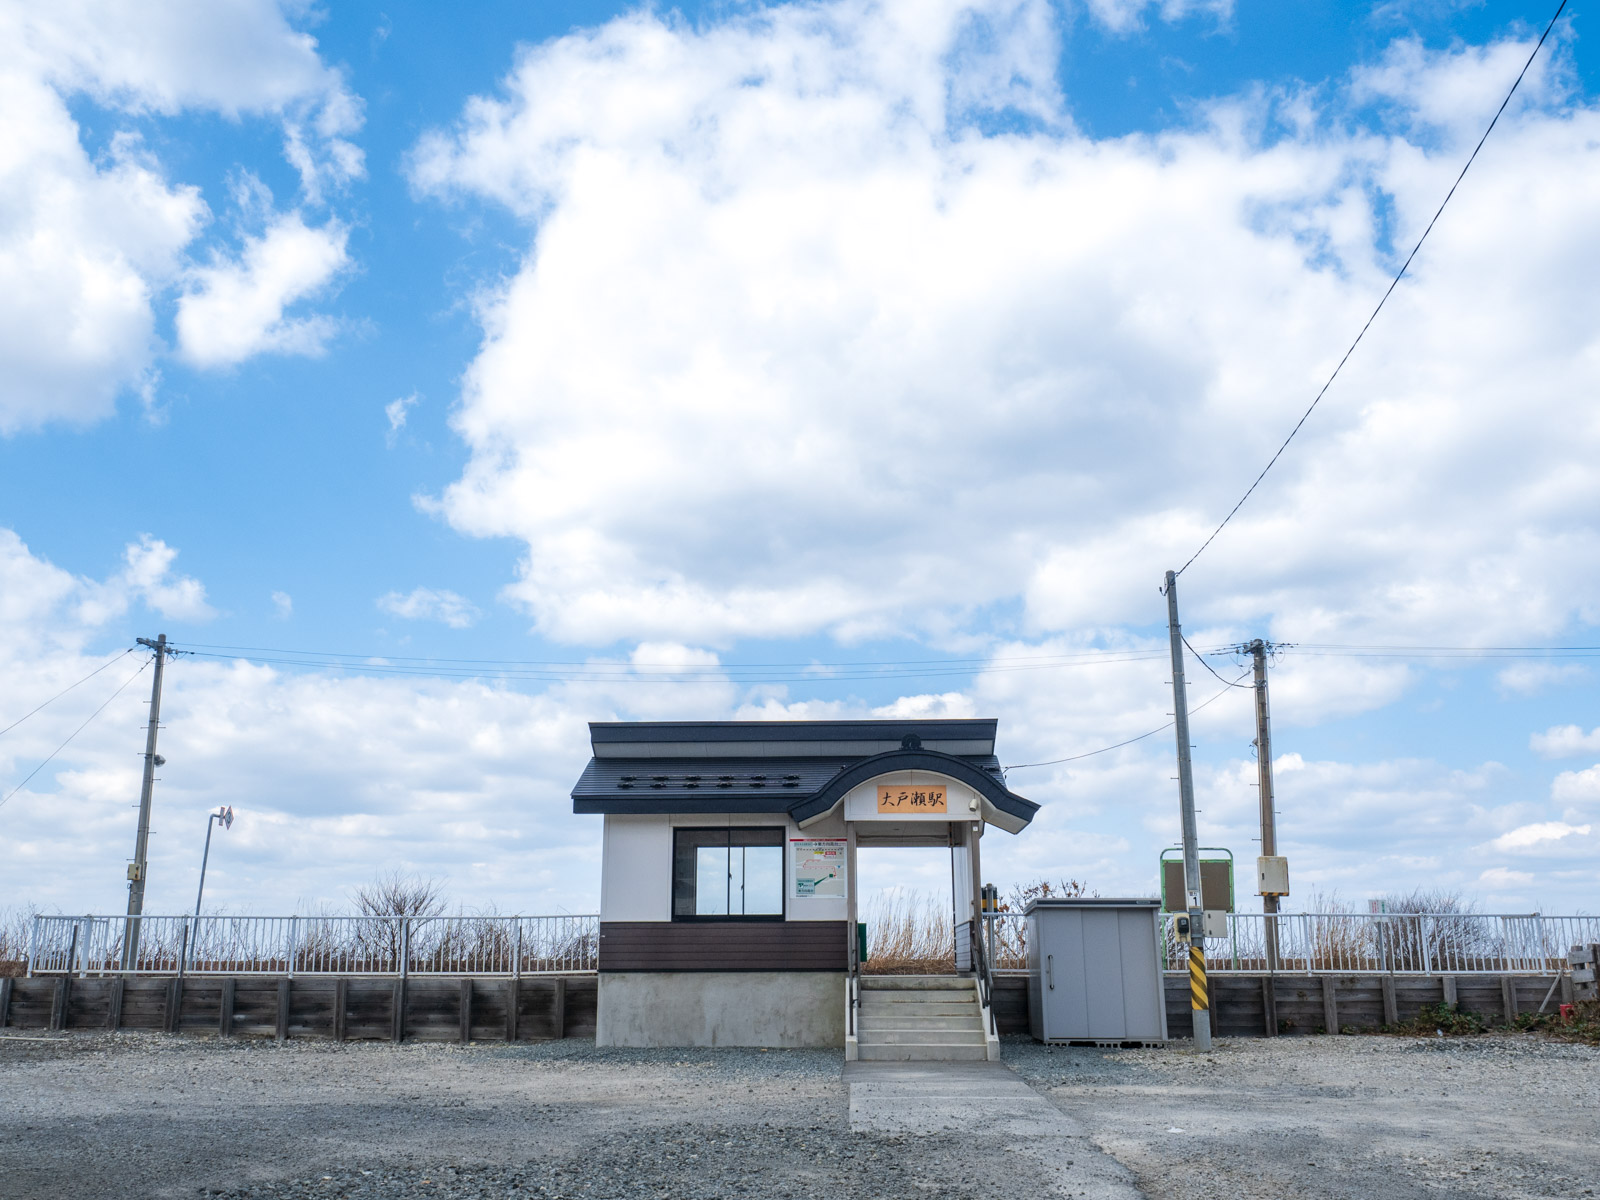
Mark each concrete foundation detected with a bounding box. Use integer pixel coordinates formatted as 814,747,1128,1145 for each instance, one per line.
597,971,846,1048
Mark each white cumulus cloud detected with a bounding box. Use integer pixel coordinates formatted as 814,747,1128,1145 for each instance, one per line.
1495,661,1587,696
411,0,1600,664
175,213,349,367
1551,764,1600,809
1084,0,1231,35
0,0,361,430
385,392,419,446
377,587,481,630
1488,820,1591,853
1531,724,1600,759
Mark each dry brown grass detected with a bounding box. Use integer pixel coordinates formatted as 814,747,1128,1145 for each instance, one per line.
862,890,954,974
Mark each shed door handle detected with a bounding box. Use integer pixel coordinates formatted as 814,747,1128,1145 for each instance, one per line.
1046,953,1054,990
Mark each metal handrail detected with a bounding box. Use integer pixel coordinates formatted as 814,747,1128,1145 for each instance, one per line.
971,918,998,1038
26,913,600,977
981,911,1600,975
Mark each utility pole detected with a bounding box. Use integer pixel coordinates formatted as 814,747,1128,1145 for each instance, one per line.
1163,571,1211,1050
122,634,176,970
1249,638,1287,973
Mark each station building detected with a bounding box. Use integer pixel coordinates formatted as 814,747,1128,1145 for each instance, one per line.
570,718,1038,1050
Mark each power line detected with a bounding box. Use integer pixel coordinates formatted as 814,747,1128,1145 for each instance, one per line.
175,640,1145,668
1182,634,1252,688
1176,0,1570,579
173,644,1169,684
0,657,152,812
1004,668,1251,773
1206,642,1600,660
0,648,135,740
171,639,1167,671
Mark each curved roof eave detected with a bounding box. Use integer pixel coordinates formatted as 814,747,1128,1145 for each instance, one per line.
788,748,1038,832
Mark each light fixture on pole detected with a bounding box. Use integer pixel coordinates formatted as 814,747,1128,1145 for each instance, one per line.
188,806,234,970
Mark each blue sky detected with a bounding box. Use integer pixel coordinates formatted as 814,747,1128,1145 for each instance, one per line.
3,0,1598,920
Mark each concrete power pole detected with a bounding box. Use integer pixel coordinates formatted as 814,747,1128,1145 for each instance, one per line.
1249,638,1285,973
122,634,175,969
1163,571,1211,1050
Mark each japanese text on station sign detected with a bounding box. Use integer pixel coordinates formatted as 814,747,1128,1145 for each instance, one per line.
876,784,948,814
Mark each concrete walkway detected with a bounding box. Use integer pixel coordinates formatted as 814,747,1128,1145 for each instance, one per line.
845,1060,1146,1197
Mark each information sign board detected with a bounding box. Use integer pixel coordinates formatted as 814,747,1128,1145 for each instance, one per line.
791,838,847,899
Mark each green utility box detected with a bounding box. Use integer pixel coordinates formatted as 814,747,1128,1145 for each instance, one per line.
857,921,869,964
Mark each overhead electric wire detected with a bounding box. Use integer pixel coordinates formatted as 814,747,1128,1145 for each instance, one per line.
1175,0,1570,579
1004,668,1252,773
171,639,1168,671
173,643,1170,684
0,648,135,740
1207,642,1600,660
1182,634,1253,688
167,638,1600,686
0,656,152,812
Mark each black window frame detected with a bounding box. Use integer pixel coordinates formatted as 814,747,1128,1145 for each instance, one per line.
671,826,786,922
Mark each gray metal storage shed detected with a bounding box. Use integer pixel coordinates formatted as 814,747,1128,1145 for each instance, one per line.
1026,897,1168,1044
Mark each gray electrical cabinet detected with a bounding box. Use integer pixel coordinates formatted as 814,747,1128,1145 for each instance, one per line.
1026,898,1168,1044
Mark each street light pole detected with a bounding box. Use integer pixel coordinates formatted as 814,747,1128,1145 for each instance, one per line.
187,806,233,971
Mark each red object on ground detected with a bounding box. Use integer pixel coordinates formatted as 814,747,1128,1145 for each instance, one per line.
1559,1004,1575,1023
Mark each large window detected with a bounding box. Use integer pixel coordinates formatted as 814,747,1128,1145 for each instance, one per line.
673,827,784,920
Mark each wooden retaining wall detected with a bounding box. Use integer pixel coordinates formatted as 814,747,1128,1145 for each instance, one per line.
990,971,1573,1038
0,975,595,1043
2,971,1568,1043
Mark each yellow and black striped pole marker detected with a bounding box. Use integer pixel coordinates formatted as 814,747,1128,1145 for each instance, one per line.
1189,940,1212,1047
1189,943,1209,1009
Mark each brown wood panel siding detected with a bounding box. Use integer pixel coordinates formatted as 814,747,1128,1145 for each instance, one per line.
599,921,848,972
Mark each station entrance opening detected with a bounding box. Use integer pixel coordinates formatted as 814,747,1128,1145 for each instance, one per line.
855,844,955,974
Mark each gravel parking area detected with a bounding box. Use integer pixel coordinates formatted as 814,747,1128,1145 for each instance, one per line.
1008,1033,1600,1200
4,1031,1597,1200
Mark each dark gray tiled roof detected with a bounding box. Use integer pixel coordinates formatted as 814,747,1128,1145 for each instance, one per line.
571,719,1033,823
587,718,997,759
571,753,1007,815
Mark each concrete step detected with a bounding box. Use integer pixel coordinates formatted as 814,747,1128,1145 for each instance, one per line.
861,976,969,990
859,997,977,1011
857,1042,992,1062
859,990,976,1004
859,1014,983,1031
858,1028,988,1046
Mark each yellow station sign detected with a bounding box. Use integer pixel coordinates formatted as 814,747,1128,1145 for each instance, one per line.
876,784,948,814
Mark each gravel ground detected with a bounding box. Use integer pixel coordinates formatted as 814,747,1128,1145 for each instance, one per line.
1007,1033,1600,1200
4,1030,1597,1200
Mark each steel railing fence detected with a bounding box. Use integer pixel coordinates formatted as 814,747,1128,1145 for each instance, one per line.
981,912,1600,975
25,913,599,977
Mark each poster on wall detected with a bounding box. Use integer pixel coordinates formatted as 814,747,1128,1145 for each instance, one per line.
791,838,847,899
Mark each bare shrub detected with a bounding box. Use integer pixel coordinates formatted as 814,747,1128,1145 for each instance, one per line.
352,871,449,970
1375,888,1497,971
354,871,448,919
0,908,34,977
1002,878,1094,913
981,879,1098,970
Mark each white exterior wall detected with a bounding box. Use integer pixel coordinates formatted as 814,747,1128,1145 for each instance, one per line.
600,815,673,922
599,810,850,923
